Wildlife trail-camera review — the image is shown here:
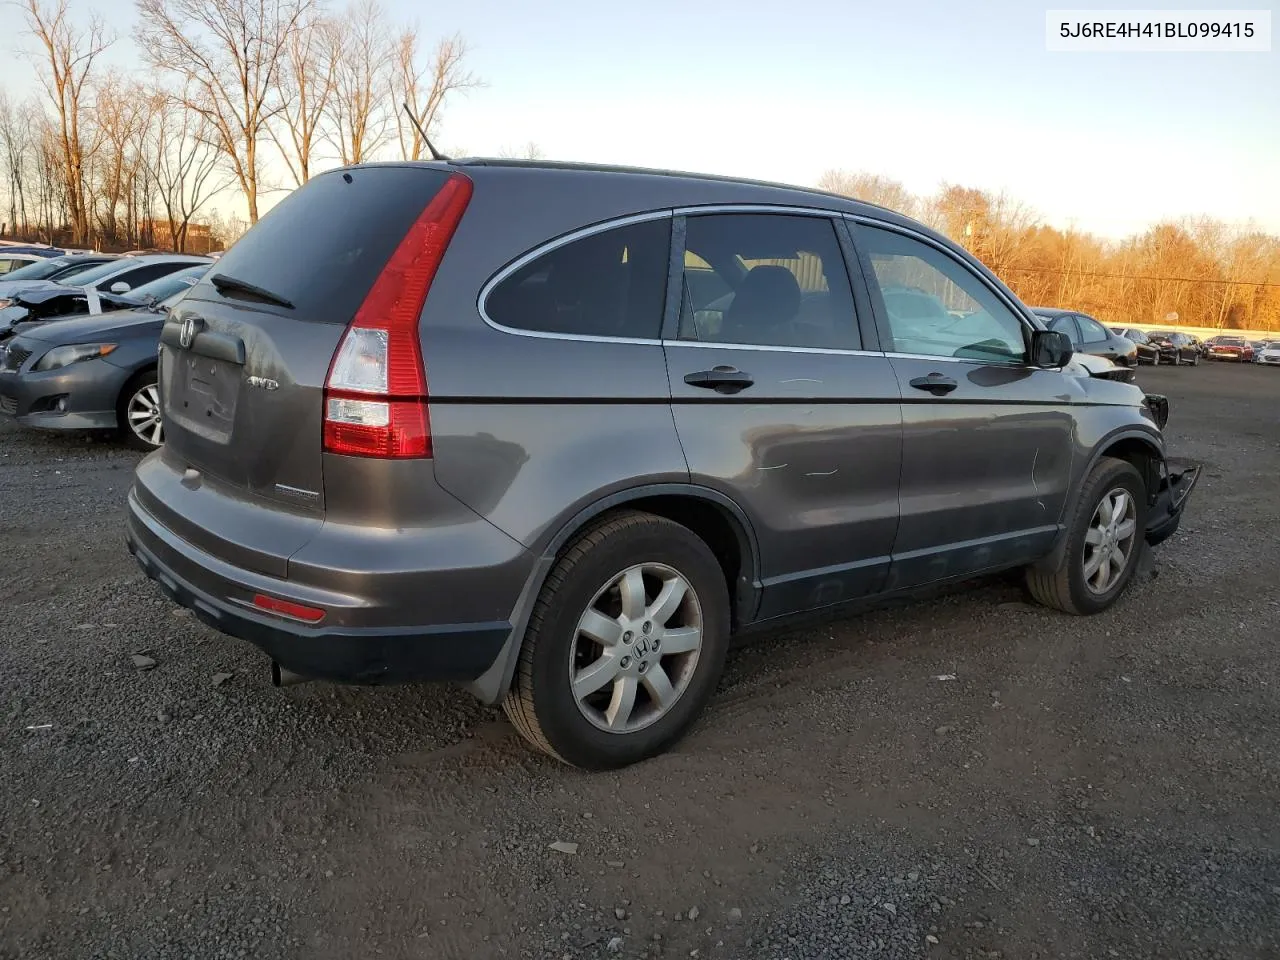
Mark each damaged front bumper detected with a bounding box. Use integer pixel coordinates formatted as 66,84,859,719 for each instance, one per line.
1145,457,1200,546
1138,391,1199,545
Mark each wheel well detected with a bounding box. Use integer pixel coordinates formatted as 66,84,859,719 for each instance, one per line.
588,495,753,626
1098,437,1161,503
121,362,157,389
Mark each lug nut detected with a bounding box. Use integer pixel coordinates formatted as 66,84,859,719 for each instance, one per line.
652,638,661,651
638,662,648,674
623,631,633,644
620,656,631,668
642,621,652,634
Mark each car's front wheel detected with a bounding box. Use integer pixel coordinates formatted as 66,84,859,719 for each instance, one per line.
503,511,730,769
1026,457,1147,615
118,369,164,450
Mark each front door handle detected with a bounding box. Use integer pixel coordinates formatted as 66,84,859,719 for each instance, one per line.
684,366,754,394
909,372,958,396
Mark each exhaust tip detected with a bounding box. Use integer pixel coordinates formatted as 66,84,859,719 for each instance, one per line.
270,661,309,687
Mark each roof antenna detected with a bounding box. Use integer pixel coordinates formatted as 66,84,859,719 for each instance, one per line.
402,102,449,162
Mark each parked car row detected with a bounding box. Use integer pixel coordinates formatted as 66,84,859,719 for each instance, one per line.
1037,310,1280,369
0,257,211,449
1027,309,1207,369
0,244,67,275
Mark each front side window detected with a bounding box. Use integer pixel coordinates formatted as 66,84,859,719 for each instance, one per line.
109,262,189,291
64,258,139,287
677,213,859,350
858,225,1027,362
1077,315,1111,343
1046,315,1081,345
485,218,671,339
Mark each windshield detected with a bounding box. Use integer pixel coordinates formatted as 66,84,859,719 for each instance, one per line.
130,265,207,302
60,258,136,287
1219,337,1246,345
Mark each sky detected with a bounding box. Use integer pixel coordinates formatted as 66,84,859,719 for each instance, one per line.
1,0,1277,239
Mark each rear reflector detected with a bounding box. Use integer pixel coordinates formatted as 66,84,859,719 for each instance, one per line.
252,593,327,624
323,172,474,458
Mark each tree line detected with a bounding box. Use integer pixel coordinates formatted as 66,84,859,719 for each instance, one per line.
0,0,482,252
819,171,1280,332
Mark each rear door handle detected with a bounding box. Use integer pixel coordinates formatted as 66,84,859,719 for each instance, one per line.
909,372,958,396
684,366,754,394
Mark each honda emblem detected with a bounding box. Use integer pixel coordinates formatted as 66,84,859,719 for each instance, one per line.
179,317,199,349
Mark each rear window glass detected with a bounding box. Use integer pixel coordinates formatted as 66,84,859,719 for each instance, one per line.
0,257,77,282
484,218,671,339
198,167,452,324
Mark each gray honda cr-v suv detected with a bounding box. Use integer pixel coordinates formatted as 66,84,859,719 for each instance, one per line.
126,160,1198,769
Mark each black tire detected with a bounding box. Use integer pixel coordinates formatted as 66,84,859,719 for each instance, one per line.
117,368,163,451
1025,457,1147,616
503,510,731,769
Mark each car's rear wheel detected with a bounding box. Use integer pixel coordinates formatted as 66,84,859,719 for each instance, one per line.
1151,352,1159,366
503,511,730,769
118,369,164,450
1190,351,1199,366
1026,457,1147,615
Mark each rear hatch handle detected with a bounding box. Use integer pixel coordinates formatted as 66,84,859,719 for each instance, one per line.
161,316,246,365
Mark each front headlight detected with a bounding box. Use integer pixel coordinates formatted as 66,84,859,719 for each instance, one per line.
33,342,118,371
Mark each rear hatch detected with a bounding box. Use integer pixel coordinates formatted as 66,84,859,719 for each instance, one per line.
151,166,455,572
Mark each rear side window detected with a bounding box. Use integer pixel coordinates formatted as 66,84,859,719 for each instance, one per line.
678,214,859,350
485,218,671,339
201,167,453,324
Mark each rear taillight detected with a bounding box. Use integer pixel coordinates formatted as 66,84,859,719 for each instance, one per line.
323,173,473,458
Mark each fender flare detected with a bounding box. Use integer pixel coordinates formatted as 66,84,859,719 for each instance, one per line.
1038,426,1166,572
465,483,762,705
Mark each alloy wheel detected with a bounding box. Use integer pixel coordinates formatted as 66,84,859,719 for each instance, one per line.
1082,487,1138,594
569,562,703,734
127,383,164,448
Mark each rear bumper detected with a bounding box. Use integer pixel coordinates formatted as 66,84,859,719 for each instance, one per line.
1145,459,1200,547
126,489,513,684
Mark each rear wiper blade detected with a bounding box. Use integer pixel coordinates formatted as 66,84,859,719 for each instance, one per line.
210,273,294,309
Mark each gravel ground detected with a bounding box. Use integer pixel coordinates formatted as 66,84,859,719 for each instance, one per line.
2,362,1278,960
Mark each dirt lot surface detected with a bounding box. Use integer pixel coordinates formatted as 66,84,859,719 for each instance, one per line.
2,362,1278,960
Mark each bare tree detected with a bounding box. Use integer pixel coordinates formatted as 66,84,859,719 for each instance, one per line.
0,93,34,234
817,170,917,217
271,9,337,185
91,71,155,244
135,0,316,223
497,141,545,160
20,0,113,245
392,27,481,161
146,91,230,252
327,0,392,166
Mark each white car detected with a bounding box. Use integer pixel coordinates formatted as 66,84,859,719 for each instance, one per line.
1259,341,1280,365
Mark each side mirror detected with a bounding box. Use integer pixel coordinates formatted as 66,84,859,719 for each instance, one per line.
109,281,131,294
1031,329,1073,368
